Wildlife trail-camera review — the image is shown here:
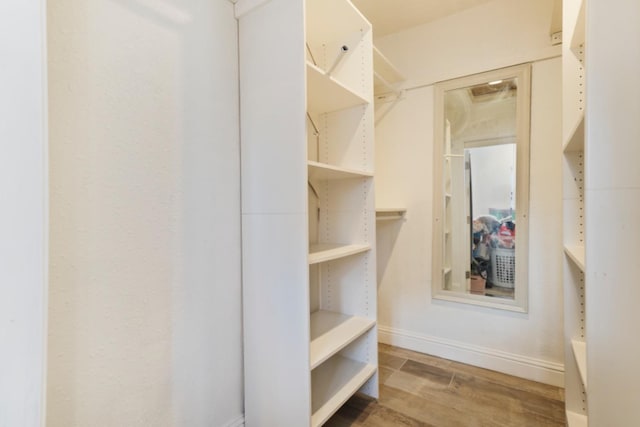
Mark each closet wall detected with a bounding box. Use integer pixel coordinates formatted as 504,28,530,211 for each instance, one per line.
47,1,243,425
0,1,48,425
374,0,564,385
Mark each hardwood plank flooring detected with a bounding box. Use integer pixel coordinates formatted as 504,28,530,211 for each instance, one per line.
325,344,566,427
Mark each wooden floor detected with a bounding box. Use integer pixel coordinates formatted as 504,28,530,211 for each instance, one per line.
326,344,566,427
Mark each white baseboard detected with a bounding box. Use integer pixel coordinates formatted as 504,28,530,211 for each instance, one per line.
223,415,245,427
378,325,564,387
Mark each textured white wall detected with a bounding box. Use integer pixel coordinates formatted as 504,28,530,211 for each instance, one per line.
374,0,565,385
47,0,242,425
0,1,48,426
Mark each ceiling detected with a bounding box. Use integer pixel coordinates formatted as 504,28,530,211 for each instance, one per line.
351,0,497,37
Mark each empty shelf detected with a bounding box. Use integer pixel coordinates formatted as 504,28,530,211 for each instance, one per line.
569,0,586,53
307,62,367,114
310,310,375,369
563,113,585,152
308,161,372,181
572,339,587,390
375,208,406,221
309,244,370,264
311,355,376,427
566,410,588,427
564,245,585,271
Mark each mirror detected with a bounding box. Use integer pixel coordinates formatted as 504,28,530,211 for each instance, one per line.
432,64,530,312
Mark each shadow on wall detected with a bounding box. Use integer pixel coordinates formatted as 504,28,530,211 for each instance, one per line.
376,219,405,289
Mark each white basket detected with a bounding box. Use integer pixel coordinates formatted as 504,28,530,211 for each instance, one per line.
490,247,515,288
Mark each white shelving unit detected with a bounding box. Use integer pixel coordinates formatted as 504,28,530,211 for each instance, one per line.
563,0,588,424
309,243,371,264
238,0,377,425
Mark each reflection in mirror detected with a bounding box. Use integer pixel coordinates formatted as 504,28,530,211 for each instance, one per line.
433,65,530,312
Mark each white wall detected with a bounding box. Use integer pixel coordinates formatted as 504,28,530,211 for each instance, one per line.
47,1,243,425
374,0,564,386
375,0,560,88
0,1,48,426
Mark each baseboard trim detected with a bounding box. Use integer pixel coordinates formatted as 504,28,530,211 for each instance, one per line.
223,415,245,427
378,325,564,387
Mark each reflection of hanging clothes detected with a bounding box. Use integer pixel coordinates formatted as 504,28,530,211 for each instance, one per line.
472,215,499,262
496,221,515,249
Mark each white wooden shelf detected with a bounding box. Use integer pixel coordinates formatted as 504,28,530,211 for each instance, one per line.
309,243,371,265
375,208,406,221
307,62,367,114
563,113,585,152
572,339,587,390
308,161,372,181
310,310,375,369
564,244,585,272
311,355,376,427
570,0,586,53
566,410,588,427
373,45,404,95
306,0,370,48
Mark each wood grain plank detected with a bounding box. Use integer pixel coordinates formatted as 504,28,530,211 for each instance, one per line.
326,345,566,426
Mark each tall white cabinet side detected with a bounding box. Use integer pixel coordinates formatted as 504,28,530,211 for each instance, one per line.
585,0,640,424
239,1,311,425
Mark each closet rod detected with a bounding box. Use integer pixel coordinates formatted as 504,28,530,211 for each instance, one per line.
326,45,349,75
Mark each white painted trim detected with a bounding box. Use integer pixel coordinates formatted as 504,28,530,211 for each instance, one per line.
378,325,564,387
223,415,245,427
234,0,271,19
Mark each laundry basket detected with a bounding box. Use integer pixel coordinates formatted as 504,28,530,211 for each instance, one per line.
490,247,515,288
